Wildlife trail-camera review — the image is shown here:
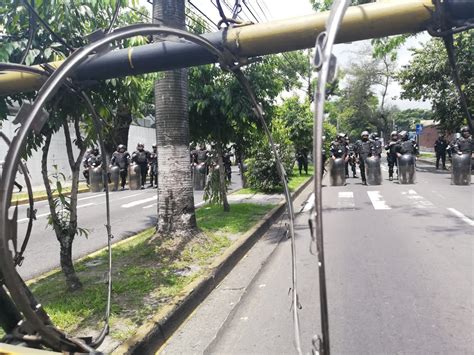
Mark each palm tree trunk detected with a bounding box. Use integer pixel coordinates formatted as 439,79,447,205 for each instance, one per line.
153,0,197,236
216,142,230,212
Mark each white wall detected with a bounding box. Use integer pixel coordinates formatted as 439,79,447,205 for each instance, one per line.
127,124,156,153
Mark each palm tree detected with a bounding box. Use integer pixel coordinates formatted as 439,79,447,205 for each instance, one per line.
153,0,197,235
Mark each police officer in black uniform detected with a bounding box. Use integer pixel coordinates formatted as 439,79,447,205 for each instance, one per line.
296,148,309,175
395,131,419,156
131,143,150,189
87,148,102,168
110,144,130,190
345,136,357,178
434,134,449,170
385,131,399,181
371,133,383,158
223,148,233,182
148,144,158,188
330,133,348,160
82,148,93,185
354,131,373,185
450,126,473,155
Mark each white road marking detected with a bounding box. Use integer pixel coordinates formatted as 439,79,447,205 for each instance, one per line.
77,202,95,209
400,189,435,209
367,191,391,210
121,196,157,208
337,191,355,209
447,208,474,227
78,193,105,201
302,193,315,212
195,201,205,208
117,192,144,200
143,203,157,209
18,212,50,223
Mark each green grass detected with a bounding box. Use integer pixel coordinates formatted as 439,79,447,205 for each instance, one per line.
236,165,314,195
418,152,435,159
15,203,275,344
11,182,89,203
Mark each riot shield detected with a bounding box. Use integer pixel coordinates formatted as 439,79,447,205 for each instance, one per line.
452,153,471,185
398,154,415,184
89,166,103,192
365,156,382,185
128,164,141,190
193,163,207,190
329,158,346,186
110,165,120,191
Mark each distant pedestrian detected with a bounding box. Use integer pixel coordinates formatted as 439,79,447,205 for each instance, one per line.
434,134,448,170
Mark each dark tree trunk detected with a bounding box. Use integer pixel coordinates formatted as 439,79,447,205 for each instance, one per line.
104,105,133,156
59,237,81,291
153,0,197,236
216,142,230,212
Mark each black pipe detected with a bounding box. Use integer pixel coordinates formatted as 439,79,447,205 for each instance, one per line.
74,31,223,81
445,0,474,20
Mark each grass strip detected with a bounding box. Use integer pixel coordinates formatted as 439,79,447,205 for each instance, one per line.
11,182,89,203
237,165,314,195
18,203,274,346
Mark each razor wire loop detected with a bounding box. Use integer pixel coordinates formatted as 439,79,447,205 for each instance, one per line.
0,24,235,353
311,1,351,354
427,0,473,132
0,131,35,268
230,68,303,355
0,22,303,354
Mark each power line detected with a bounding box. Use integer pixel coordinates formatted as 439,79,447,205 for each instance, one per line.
188,0,219,28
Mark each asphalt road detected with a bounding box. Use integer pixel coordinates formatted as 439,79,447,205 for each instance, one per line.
15,170,241,280
162,162,473,354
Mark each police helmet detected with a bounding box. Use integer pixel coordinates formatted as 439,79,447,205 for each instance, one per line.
371,133,379,140
399,130,408,139
361,131,369,137
152,144,157,149
337,133,346,139
117,144,126,151
390,131,398,137
460,126,470,133
137,142,144,149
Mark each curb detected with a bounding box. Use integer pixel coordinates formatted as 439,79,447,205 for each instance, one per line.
113,176,314,355
12,187,90,206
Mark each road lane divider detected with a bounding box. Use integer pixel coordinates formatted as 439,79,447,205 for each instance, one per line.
367,191,391,210
121,196,157,208
402,189,435,209
78,193,105,201
117,192,145,200
337,191,355,209
447,208,474,227
143,203,157,209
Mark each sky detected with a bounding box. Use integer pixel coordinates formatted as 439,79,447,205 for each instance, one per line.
139,0,431,110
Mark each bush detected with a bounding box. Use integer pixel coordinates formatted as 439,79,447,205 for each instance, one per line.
245,119,294,193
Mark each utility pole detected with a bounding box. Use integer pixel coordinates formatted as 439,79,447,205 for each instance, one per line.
153,0,197,235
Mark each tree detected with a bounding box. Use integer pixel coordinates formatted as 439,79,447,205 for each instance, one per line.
398,32,473,133
153,0,197,236
0,0,151,290
309,0,373,12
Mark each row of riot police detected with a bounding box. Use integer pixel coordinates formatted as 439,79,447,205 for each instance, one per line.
83,143,158,192
190,143,233,191
329,130,418,186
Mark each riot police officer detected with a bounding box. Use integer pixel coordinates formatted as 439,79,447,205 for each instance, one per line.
223,148,233,182
450,126,473,154
82,148,93,185
345,136,357,178
354,131,374,185
87,148,102,168
385,131,399,181
148,144,158,188
330,133,348,160
371,133,383,158
434,134,449,170
396,131,419,156
131,143,150,189
296,148,309,175
110,144,130,190
450,126,473,185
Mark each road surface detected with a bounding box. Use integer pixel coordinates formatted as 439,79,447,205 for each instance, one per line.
161,162,473,354
15,169,241,280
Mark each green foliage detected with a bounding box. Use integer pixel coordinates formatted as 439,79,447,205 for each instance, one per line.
276,96,313,152
309,0,373,12
245,119,295,193
398,32,473,132
390,108,431,132
47,166,89,239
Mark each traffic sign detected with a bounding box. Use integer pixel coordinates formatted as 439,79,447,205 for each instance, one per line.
416,124,423,135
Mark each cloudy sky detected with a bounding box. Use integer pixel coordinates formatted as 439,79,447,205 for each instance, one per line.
140,0,431,110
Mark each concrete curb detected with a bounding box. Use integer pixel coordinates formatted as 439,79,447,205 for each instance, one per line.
12,187,90,206
113,176,314,355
